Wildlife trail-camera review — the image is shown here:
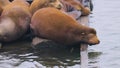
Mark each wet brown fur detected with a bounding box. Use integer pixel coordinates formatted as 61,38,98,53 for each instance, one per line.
60,0,90,15
0,0,10,15
31,7,99,45
29,0,62,15
0,0,31,42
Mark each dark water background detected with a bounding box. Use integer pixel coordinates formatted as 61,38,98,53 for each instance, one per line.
0,0,120,68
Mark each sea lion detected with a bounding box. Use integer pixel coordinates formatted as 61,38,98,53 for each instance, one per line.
60,0,90,15
29,0,62,15
0,0,31,42
30,7,100,45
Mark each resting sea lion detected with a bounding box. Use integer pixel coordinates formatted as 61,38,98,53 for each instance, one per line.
29,0,62,15
30,7,100,45
0,0,31,42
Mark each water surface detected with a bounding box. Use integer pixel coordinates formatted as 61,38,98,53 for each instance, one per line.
89,0,120,68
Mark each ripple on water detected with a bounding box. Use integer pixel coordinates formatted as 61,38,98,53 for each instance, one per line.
89,0,120,68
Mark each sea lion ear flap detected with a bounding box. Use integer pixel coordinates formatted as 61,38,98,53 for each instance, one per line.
89,28,96,34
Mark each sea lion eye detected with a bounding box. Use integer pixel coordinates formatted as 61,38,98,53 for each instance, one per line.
81,32,85,35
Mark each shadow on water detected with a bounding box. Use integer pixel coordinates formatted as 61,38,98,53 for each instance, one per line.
0,40,102,68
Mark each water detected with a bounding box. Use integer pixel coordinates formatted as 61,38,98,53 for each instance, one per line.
0,40,81,68
89,0,120,68
0,0,120,68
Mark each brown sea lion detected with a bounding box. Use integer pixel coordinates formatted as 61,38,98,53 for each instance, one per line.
60,0,90,15
29,0,62,15
0,0,31,42
30,7,100,45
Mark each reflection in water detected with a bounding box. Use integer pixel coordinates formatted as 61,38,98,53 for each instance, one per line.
0,40,101,68
88,51,102,68
89,52,102,59
0,40,80,68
